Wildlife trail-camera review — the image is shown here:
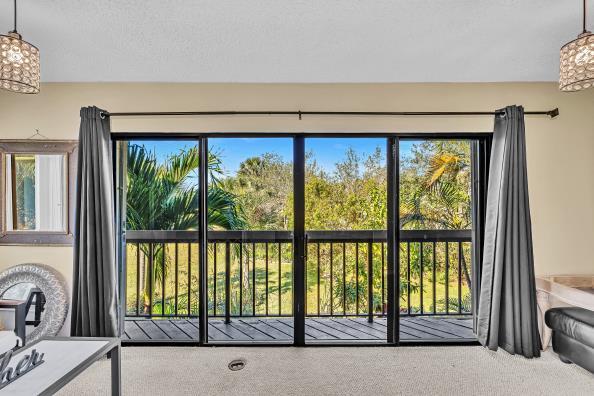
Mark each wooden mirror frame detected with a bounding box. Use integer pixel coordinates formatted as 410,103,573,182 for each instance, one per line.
0,140,78,245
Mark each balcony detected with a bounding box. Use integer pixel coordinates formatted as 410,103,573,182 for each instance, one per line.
123,229,474,343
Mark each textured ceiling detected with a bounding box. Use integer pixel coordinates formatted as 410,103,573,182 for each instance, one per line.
0,0,590,82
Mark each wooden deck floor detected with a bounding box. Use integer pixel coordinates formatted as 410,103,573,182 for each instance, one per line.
123,316,475,343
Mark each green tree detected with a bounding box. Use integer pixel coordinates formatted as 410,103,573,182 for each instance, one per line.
126,144,245,313
400,140,471,230
220,153,292,230
400,140,473,298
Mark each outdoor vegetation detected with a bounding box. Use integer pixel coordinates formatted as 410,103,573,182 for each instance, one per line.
125,140,472,319
11,155,36,230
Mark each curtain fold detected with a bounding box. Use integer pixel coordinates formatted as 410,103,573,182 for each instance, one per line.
476,105,541,358
71,106,119,337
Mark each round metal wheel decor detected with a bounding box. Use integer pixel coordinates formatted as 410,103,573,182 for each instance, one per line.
0,263,69,343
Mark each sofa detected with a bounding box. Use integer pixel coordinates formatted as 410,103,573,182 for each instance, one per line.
545,307,594,374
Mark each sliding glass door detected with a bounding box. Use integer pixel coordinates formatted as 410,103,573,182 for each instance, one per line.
396,137,481,343
304,138,389,344
115,133,489,345
206,138,294,344
118,139,201,343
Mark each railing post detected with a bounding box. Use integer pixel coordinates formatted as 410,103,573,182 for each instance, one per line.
406,243,411,314
266,243,269,316
225,241,231,324
252,242,256,316
329,243,334,317
419,241,425,315
432,242,437,314
148,244,154,317
367,241,373,323
445,242,450,314
278,242,282,316
174,243,179,316
136,243,140,316
161,242,166,316
342,243,346,314
317,243,321,315
239,243,243,316
355,243,360,315
458,242,463,314
213,242,217,317
187,244,192,316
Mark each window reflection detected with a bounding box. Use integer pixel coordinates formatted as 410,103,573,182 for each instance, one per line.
5,153,67,232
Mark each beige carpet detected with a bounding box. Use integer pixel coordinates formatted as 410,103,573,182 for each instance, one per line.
57,346,594,395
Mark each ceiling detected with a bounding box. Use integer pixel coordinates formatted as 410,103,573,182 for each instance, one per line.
0,0,590,83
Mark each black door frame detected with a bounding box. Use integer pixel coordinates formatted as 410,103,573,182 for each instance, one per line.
113,131,491,346
293,136,306,345
198,137,208,345
395,134,492,345
387,137,398,344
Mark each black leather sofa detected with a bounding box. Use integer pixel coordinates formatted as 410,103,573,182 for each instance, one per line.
545,307,594,374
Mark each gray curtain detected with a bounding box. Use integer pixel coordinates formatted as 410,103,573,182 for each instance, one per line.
71,106,119,337
476,105,540,358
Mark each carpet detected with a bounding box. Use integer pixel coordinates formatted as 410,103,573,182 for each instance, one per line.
57,346,594,395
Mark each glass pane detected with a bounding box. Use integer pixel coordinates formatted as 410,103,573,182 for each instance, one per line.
398,139,475,342
126,141,199,231
400,140,472,231
123,140,200,342
207,138,294,344
305,138,387,343
6,153,66,232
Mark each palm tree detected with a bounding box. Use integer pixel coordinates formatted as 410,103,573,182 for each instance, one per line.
400,141,472,288
400,141,471,230
126,144,245,314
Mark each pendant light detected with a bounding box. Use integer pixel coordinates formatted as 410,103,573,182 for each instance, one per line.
559,0,594,91
0,0,40,94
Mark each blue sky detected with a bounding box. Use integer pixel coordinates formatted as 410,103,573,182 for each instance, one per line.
136,138,415,176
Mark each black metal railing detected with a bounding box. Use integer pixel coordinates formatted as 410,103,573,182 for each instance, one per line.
124,229,472,322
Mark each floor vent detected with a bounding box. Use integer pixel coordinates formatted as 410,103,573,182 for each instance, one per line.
228,359,247,371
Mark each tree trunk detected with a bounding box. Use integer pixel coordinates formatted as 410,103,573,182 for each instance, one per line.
460,249,471,289
138,249,146,314
142,244,154,315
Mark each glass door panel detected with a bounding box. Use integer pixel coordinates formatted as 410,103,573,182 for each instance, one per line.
304,138,387,344
119,139,200,343
206,138,294,344
398,138,476,342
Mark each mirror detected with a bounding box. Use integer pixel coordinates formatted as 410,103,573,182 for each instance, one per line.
0,140,77,245
5,154,67,232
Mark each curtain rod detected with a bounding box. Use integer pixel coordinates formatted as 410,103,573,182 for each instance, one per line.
100,108,559,119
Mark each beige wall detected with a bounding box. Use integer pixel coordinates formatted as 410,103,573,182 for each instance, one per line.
0,82,593,334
